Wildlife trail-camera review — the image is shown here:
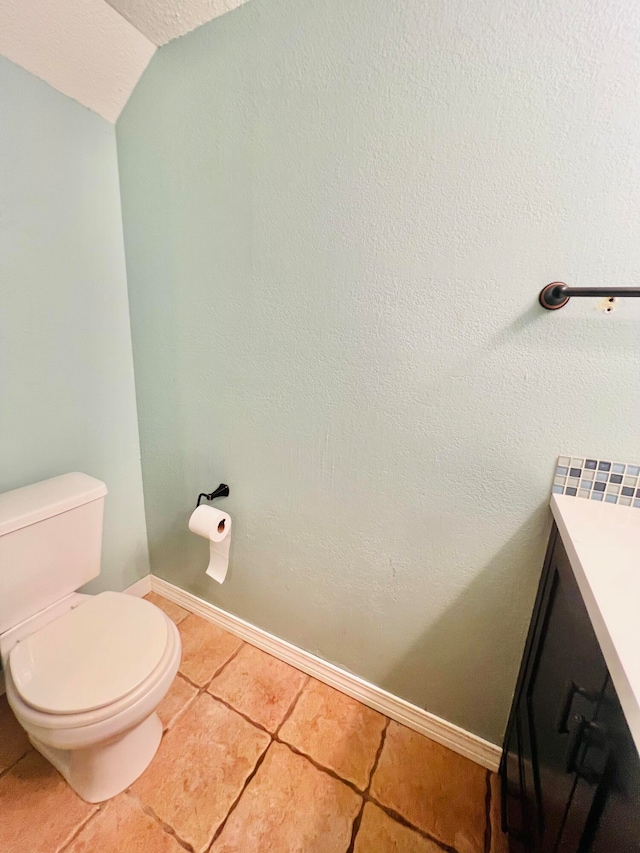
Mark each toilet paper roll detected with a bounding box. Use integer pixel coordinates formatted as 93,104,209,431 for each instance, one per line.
188,505,232,583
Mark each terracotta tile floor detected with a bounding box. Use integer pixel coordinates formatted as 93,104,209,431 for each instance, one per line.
0,595,508,853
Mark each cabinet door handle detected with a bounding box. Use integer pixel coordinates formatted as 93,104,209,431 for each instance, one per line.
566,719,610,784
557,680,600,733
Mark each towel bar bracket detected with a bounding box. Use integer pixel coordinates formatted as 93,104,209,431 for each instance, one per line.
539,282,640,310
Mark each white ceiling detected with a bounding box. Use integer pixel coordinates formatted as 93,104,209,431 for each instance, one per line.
105,0,250,47
0,0,250,123
0,0,154,123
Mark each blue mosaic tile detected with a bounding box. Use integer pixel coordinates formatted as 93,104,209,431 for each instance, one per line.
552,456,640,509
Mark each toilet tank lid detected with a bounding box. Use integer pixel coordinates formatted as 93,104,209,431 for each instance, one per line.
0,473,108,537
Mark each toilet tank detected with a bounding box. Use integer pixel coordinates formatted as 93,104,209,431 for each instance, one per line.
0,473,108,634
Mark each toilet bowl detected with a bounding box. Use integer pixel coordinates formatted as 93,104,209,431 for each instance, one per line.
2,591,181,803
0,473,182,803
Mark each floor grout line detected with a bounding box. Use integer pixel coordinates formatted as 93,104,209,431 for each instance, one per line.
272,736,365,795
205,693,272,736
0,747,32,780
53,802,101,853
365,793,460,852
205,640,245,686
175,639,244,695
127,791,194,852
344,716,391,853
272,713,388,799
366,716,390,793
177,672,202,691
162,690,199,735
205,738,273,852
172,672,199,690
273,674,310,737
203,669,310,739
345,800,366,853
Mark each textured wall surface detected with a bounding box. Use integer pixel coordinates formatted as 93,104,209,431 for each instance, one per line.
0,0,155,122
0,58,149,593
118,0,640,744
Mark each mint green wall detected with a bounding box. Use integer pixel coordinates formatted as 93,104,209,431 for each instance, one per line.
0,58,149,592
117,0,640,743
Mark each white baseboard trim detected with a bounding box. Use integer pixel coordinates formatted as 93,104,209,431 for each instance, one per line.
151,576,501,772
124,574,153,597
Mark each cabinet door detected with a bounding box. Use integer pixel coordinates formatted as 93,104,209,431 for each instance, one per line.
502,528,560,848
578,677,640,852
502,708,527,845
524,541,608,852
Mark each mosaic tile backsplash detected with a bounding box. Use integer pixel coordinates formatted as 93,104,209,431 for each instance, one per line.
553,456,640,508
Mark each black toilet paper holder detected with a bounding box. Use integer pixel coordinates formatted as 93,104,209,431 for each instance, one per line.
196,484,230,508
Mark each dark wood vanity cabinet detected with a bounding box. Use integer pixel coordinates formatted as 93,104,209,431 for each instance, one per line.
501,525,640,852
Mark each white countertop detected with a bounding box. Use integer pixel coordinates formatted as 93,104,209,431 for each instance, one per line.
551,494,640,753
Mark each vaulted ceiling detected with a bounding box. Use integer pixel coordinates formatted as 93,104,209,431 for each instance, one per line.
0,0,250,123
104,0,248,47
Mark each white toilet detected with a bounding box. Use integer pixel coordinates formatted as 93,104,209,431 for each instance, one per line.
0,472,181,803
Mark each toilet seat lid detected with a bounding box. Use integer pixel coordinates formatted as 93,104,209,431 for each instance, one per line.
9,592,169,714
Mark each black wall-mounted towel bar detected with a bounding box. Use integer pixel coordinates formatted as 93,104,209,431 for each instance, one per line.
539,281,640,310
196,484,230,508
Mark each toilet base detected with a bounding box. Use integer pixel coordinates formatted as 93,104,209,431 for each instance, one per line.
30,712,163,803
